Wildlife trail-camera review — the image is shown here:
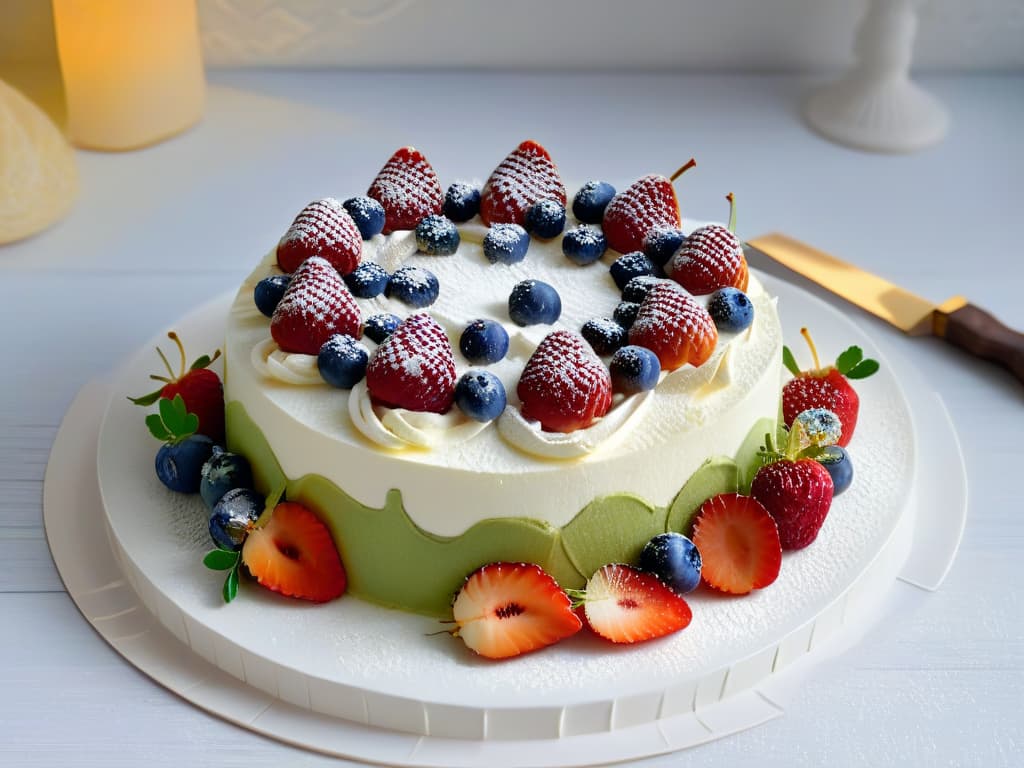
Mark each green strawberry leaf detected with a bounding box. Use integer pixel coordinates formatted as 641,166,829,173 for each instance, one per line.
782,346,801,377
846,359,880,380
203,549,239,571
128,388,164,407
158,394,199,442
145,413,173,442
190,354,211,371
223,565,239,603
835,346,863,375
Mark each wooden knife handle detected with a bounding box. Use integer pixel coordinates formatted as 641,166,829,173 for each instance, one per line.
935,303,1024,385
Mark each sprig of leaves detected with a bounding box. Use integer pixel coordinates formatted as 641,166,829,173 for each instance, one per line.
835,345,880,380
203,548,241,603
144,394,198,444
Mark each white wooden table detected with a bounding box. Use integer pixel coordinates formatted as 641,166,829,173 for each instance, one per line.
2,71,1022,767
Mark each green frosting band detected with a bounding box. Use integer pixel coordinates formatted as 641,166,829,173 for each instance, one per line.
226,401,774,618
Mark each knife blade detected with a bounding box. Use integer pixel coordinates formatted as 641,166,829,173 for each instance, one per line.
745,232,1024,386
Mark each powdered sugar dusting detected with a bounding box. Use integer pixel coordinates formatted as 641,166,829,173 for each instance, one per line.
630,282,718,370
603,174,681,254
669,224,744,295
270,256,361,354
277,198,363,274
365,313,456,413
480,141,566,226
367,147,444,233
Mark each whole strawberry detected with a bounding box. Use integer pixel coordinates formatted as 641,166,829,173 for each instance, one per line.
270,256,362,355
367,146,444,233
782,329,879,447
365,313,457,413
629,281,718,371
668,193,748,295
602,159,694,255
130,332,225,444
276,197,363,275
479,139,566,227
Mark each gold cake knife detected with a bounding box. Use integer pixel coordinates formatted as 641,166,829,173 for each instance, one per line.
745,232,1024,386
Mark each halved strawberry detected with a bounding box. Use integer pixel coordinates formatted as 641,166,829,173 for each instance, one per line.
602,165,690,255
517,330,612,433
629,281,718,371
579,564,692,644
270,256,362,355
479,140,566,226
451,562,582,659
365,313,457,413
276,198,363,275
669,224,748,295
242,502,346,603
691,493,781,595
366,146,444,233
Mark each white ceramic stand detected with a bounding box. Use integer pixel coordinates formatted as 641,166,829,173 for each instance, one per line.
804,0,949,153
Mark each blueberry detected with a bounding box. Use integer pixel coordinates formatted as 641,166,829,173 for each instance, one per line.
643,227,687,267
443,182,481,223
524,199,567,239
818,445,854,495
200,447,254,510
155,435,214,493
344,262,390,298
454,371,507,423
415,214,460,255
459,319,510,364
209,487,264,551
386,266,440,307
622,275,665,304
708,287,755,333
343,196,386,240
318,334,369,389
610,251,655,290
572,180,616,224
254,274,291,318
581,318,628,356
613,301,641,330
508,280,562,326
609,345,660,394
483,223,530,265
639,532,702,595
561,225,607,266
363,313,402,344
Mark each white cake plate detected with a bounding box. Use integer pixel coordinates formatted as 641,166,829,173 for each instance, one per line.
43,275,967,766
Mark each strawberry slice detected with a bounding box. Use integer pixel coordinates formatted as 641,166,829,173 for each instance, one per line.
452,562,582,659
517,330,612,433
242,502,346,603
580,564,692,644
691,493,782,595
669,224,748,295
276,198,363,275
365,313,457,413
366,146,444,234
270,256,362,355
629,281,718,371
751,459,834,550
479,140,566,227
602,174,682,255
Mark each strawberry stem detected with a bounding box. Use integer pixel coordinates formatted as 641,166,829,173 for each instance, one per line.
726,193,736,234
155,345,175,380
801,327,822,371
168,332,187,379
669,158,697,182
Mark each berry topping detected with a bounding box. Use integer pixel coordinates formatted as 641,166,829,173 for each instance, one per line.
200,447,254,510
561,225,607,266
581,317,628,356
459,318,510,364
451,562,582,660
363,312,402,344
691,493,782,595
610,251,656,290
517,330,612,433
277,197,363,275
454,370,508,423
366,146,444,233
575,564,692,644
415,213,460,255
482,223,530,265
629,282,718,371
818,445,854,495
572,180,616,224
384,265,440,308
508,279,562,326
443,181,481,223
129,332,225,444
270,256,362,355
254,274,291,318
708,287,754,332
318,334,369,389
613,301,641,330
480,140,566,227
365,313,457,413
524,198,567,239
643,227,687,268
242,502,347,603
621,275,667,304
602,160,693,254
209,487,263,551
343,261,390,299
638,532,702,595
751,458,834,550
155,435,213,494
609,345,661,395
342,195,386,240
669,225,747,295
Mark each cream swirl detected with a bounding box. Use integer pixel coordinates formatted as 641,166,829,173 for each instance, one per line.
250,337,322,386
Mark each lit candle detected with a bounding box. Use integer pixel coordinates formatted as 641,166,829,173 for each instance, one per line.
53,0,204,151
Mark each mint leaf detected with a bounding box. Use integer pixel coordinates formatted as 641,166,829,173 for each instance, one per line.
846,359,880,380
836,346,864,375
204,549,239,571
223,566,239,603
782,346,801,376
145,413,173,442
